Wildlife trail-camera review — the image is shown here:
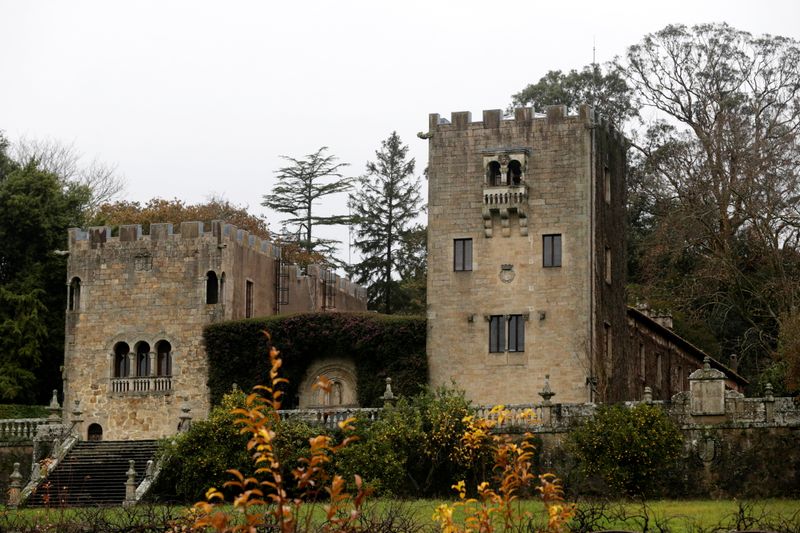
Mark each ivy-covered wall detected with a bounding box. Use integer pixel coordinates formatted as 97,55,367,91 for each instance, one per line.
204,313,427,407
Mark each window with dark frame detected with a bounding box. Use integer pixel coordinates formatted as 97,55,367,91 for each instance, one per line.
245,280,254,318
489,314,525,353
543,234,562,267
489,315,505,353
454,238,473,271
507,314,525,352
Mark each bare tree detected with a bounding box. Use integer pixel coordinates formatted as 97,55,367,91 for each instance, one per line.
621,23,800,375
12,137,125,212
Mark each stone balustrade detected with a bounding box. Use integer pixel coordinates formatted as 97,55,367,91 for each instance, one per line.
0,418,49,442
277,407,381,429
483,185,529,210
111,376,172,394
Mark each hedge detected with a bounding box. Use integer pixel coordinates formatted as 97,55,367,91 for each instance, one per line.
0,404,48,419
204,312,427,406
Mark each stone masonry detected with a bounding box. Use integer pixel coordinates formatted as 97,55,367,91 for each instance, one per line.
424,105,627,405
63,220,366,440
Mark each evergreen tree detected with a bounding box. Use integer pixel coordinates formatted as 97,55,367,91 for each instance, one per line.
349,132,422,314
0,134,91,402
262,147,352,259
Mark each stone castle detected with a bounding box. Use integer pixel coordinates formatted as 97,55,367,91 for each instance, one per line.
60,105,746,441
63,221,367,440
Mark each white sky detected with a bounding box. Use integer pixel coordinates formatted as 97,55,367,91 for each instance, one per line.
1,0,798,266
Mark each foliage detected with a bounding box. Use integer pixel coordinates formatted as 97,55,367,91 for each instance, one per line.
510,63,637,128
433,406,574,533
349,132,423,314
92,196,270,239
192,332,370,532
204,312,426,407
619,23,800,383
395,223,427,315
262,147,352,259
0,136,91,402
153,391,252,502
0,402,48,419
567,404,683,497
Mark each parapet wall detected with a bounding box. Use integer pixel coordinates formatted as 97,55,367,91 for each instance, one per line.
427,105,625,144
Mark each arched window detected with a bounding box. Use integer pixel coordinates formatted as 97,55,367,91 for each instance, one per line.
219,273,226,303
87,423,103,441
508,160,522,185
68,277,81,311
487,161,502,185
135,341,151,377
206,271,219,304
156,340,172,377
113,342,130,378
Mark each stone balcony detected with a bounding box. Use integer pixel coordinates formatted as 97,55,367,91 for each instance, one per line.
110,376,172,395
482,183,529,237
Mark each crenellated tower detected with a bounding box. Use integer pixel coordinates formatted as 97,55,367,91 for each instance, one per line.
63,220,366,441
424,105,627,404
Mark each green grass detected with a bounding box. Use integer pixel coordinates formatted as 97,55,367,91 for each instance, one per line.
0,404,48,419
2,499,799,532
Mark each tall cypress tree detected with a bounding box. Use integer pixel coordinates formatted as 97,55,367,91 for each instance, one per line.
349,132,421,314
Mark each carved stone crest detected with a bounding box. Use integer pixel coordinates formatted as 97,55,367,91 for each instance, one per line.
499,264,515,283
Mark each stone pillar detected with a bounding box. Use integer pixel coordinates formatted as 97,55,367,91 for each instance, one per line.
764,382,775,423
689,357,726,416
539,375,555,426
124,459,137,506
148,352,156,377
8,462,22,509
72,399,84,439
382,377,396,408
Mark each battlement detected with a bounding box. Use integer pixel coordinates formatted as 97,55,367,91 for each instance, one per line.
68,220,282,260
427,105,624,143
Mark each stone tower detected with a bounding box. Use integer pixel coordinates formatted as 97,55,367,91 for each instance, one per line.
424,105,626,405
63,221,366,440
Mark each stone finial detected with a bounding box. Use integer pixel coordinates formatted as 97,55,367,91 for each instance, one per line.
47,390,61,422
231,383,239,392
145,459,154,481
539,375,555,405
764,382,774,401
8,462,22,509
643,386,653,403
382,377,396,406
178,400,192,433
124,459,137,505
31,461,41,482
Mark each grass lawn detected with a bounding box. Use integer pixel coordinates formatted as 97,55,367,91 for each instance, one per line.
2,498,798,531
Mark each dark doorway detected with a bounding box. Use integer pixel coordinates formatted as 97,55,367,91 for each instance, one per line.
87,423,103,441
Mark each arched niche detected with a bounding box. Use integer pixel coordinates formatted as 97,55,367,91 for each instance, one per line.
298,358,359,408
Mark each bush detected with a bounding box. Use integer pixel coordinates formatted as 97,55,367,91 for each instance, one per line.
150,390,251,502
0,403,48,419
567,403,683,497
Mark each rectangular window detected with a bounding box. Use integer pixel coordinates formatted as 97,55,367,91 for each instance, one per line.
604,322,612,373
604,166,611,204
543,234,562,267
245,280,254,318
507,314,525,352
454,238,473,271
639,343,646,380
489,315,505,353
605,246,612,284
656,352,663,384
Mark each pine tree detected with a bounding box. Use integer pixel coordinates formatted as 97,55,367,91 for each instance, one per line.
349,132,422,314
262,147,352,258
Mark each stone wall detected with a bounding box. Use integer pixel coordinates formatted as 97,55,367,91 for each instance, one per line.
425,105,627,405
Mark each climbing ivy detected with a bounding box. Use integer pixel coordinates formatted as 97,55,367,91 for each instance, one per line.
204,312,427,406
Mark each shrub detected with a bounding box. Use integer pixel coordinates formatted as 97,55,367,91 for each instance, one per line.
150,390,251,502
567,403,683,497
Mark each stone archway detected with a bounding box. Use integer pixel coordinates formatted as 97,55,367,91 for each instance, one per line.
298,358,358,408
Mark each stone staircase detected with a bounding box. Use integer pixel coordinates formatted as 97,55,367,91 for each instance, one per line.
25,440,159,507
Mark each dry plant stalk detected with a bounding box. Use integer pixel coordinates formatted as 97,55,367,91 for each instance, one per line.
433,406,575,533
191,331,370,533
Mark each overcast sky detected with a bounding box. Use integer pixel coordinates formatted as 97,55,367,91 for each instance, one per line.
1,0,798,266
